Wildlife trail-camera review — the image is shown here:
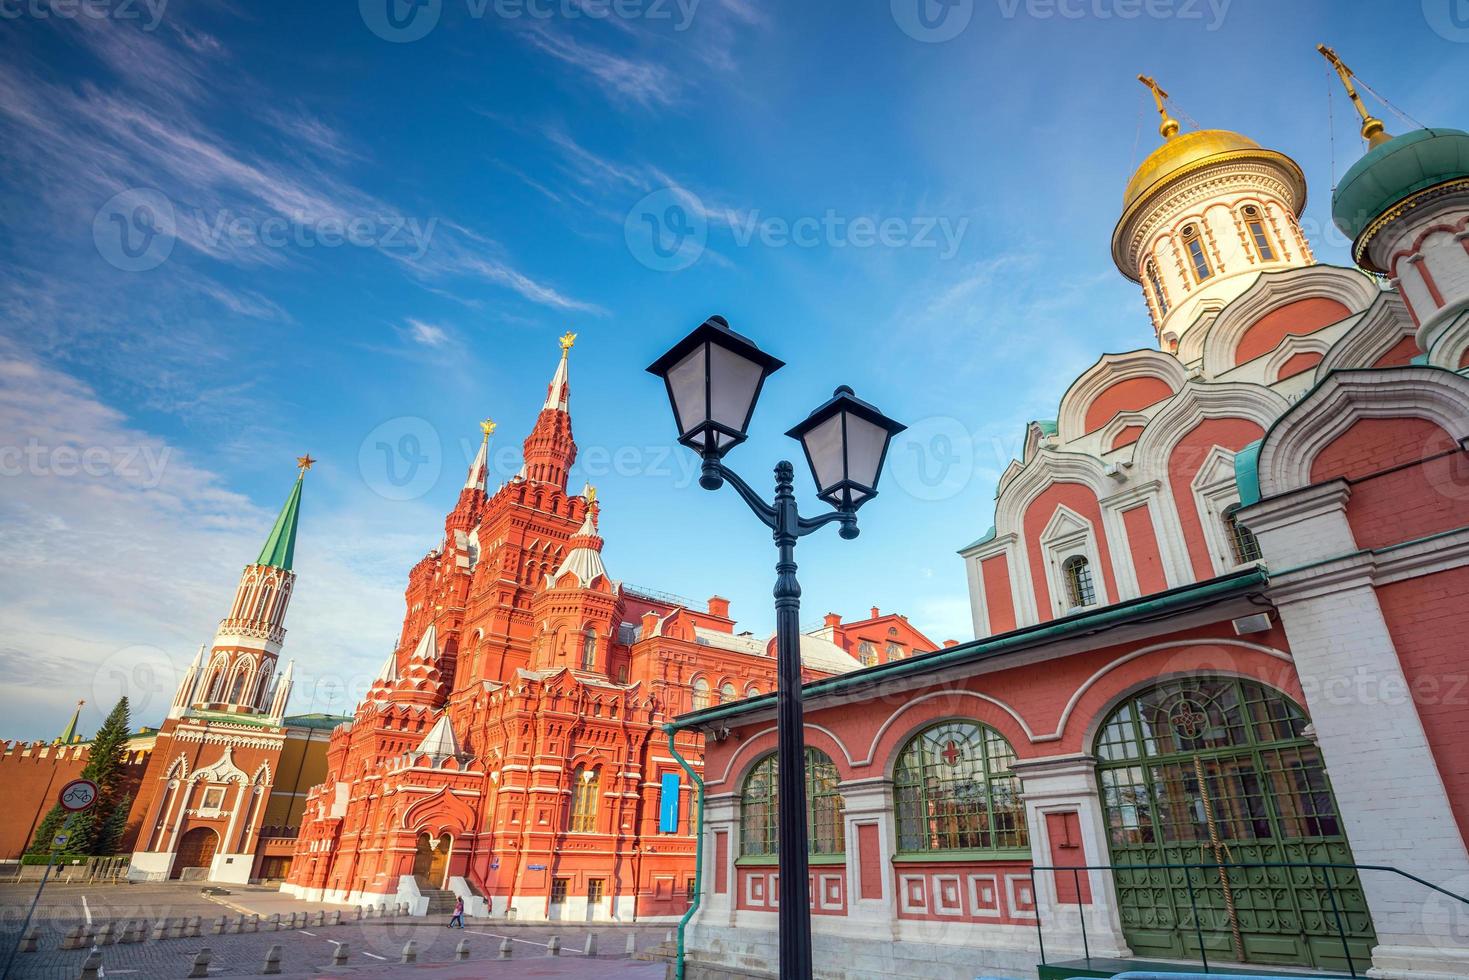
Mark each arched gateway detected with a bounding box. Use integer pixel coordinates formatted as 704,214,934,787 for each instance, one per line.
1094,676,1375,971
172,827,219,880
412,832,451,889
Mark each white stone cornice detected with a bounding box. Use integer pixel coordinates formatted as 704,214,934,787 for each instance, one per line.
1320,289,1416,374
1255,367,1469,498
1187,265,1378,373
1055,350,1188,444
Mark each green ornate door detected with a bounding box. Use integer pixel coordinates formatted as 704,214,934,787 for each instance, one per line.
1095,677,1376,971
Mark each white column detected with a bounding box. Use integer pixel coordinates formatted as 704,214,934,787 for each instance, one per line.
1247,488,1469,980
840,776,898,937
1011,754,1131,959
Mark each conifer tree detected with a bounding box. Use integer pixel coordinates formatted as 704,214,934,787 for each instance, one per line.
28,698,134,857
69,697,132,855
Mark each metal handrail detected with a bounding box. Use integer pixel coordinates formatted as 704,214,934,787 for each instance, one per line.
1028,860,1469,977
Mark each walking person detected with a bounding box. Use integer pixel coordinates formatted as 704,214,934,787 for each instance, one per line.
447,896,465,929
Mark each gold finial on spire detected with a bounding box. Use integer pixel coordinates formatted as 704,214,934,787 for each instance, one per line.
296,453,316,476
584,483,597,508
558,331,577,354
1138,74,1180,140
1318,45,1391,148
480,419,496,441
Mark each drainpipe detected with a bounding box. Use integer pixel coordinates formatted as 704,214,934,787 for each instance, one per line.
664,725,704,980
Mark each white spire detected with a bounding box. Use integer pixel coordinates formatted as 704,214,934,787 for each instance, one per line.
464,438,488,490
171,644,209,719
375,651,399,684
465,420,494,490
543,346,570,411
413,714,462,764
550,517,608,588
268,659,294,721
410,623,439,662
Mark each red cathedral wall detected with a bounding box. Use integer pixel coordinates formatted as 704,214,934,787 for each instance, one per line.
1121,504,1168,595
1083,377,1173,434
1234,297,1350,365
980,554,1017,634
1169,418,1266,580
1376,566,1469,846
1023,482,1120,620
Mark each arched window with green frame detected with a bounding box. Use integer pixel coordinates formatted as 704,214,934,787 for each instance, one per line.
740,748,844,858
894,720,1028,854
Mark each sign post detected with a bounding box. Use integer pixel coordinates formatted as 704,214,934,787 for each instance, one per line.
1,780,100,980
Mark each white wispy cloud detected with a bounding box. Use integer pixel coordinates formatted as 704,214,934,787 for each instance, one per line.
0,343,420,739
517,23,680,108
406,318,450,347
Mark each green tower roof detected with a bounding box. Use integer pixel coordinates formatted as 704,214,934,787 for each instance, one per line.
1332,128,1469,257
255,470,306,571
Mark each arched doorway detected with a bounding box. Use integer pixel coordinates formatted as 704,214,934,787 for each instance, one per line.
172,827,219,880
412,832,451,889
1094,676,1375,971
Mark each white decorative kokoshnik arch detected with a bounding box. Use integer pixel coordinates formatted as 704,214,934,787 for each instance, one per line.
1255,366,1469,498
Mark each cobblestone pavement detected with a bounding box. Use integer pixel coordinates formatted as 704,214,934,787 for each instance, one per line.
0,882,673,979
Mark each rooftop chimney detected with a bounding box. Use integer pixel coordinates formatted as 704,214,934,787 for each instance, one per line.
870,606,880,619
707,596,731,619
823,612,842,629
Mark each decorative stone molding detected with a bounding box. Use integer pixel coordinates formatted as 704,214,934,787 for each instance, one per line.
1319,290,1416,374
1255,367,1469,498
1056,350,1188,444
1186,265,1378,374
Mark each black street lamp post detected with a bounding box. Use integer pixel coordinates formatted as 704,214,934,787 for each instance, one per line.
649,315,905,980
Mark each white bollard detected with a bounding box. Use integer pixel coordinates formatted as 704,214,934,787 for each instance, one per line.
188,947,211,979
584,934,597,958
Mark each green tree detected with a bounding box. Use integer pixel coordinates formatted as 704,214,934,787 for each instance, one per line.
28,698,134,857
26,804,67,857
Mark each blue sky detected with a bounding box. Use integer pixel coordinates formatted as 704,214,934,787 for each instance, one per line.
1,0,1465,738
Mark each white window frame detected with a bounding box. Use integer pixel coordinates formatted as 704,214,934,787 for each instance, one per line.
1040,505,1109,615
1191,446,1262,575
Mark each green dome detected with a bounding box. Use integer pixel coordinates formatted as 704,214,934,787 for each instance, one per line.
1332,128,1469,249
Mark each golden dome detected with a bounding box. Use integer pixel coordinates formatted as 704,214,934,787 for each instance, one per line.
1121,129,1263,212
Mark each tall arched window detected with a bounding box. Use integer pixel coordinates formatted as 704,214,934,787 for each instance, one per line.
895,721,1027,854
581,628,597,670
858,641,878,667
1145,259,1169,316
1242,205,1274,260
1181,223,1212,281
1224,504,1263,565
1062,555,1096,609
740,748,845,857
228,665,250,704
569,765,600,832
719,682,737,705
691,677,711,710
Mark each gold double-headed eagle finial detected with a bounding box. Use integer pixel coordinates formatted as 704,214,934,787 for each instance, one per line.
559,331,577,353
480,419,496,441
1317,45,1391,148
585,484,598,508
296,453,316,475
1137,74,1180,140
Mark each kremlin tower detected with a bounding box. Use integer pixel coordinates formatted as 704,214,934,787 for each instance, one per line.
127,460,319,883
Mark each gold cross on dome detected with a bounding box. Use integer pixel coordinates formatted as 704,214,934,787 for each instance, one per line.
559,331,577,353
296,454,316,475
1137,73,1179,139
480,419,496,440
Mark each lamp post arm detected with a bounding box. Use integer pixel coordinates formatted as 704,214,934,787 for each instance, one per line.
795,509,857,539
700,458,778,531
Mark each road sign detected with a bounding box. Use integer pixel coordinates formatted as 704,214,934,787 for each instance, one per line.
59,779,99,812
51,833,69,849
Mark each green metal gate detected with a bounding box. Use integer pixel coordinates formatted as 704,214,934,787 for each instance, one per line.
1094,676,1376,971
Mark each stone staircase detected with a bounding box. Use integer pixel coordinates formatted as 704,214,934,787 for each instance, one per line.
420,889,459,915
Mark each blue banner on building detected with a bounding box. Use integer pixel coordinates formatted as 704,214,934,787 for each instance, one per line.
658,772,681,832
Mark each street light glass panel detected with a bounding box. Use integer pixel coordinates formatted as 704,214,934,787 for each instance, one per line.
786,386,906,512
646,315,784,460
